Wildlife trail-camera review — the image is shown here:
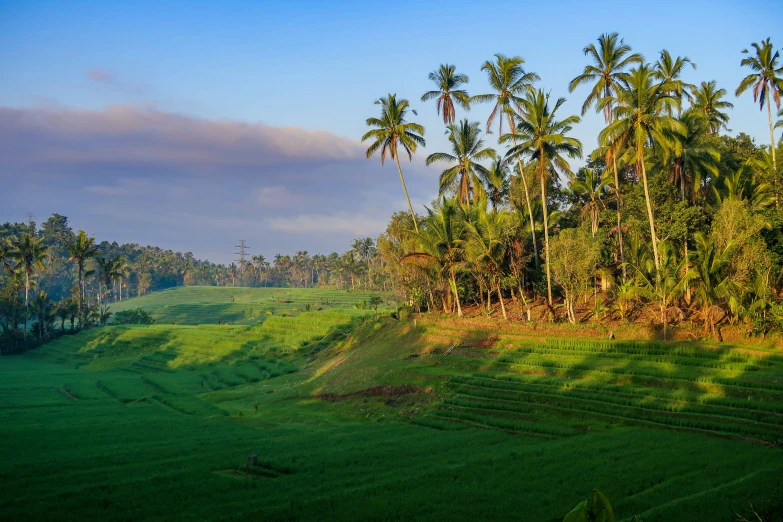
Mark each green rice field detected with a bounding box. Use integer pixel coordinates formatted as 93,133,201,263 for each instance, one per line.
2,287,782,521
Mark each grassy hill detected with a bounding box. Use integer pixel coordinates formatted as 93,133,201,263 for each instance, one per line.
109,286,388,325
2,288,782,521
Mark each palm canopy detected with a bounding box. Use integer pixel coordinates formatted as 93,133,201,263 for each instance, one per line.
362,94,426,164
568,32,644,121
664,109,720,202
480,158,511,210
653,49,697,111
693,80,734,134
427,119,496,205
471,54,539,134
9,233,47,278
569,167,611,235
502,90,583,175
65,230,99,266
735,38,783,111
421,64,470,124
598,65,685,167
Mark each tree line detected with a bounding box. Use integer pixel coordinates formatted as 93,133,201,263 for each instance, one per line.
0,214,388,353
363,34,783,340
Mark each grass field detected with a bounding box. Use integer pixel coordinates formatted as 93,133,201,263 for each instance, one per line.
109,286,388,325
2,287,782,521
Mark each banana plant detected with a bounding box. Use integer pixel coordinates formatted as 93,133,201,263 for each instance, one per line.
563,489,614,522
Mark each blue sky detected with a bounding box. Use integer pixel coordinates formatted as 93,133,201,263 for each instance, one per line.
1,0,781,263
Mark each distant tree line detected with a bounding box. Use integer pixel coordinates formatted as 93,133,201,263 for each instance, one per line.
0,214,386,354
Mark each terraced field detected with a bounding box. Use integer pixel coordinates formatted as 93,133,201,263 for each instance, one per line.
110,286,387,325
2,290,783,521
412,321,783,446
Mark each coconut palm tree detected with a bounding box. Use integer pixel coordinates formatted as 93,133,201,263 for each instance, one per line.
0,239,13,275
569,33,643,281
653,50,696,115
665,109,720,202
689,233,742,341
96,255,124,303
8,233,47,336
710,164,776,213
463,201,508,320
363,94,426,232
503,90,582,307
64,230,99,324
472,54,540,266
31,291,53,340
402,197,465,316
421,64,470,124
735,38,783,172
692,81,734,134
481,158,511,210
569,167,611,237
599,65,684,272
427,119,495,205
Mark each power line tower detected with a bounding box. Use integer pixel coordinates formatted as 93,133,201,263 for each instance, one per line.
26,213,36,233
234,240,248,275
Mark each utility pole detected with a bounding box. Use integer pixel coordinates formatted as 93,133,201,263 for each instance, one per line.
234,240,248,275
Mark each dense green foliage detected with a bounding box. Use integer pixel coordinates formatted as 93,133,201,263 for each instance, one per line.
364,34,783,342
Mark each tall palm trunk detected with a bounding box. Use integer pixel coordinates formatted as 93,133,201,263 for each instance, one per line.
606,87,626,283
450,271,463,317
394,154,419,232
23,270,29,337
767,91,778,206
508,114,539,268
78,262,84,327
539,156,553,307
495,279,507,320
639,153,660,271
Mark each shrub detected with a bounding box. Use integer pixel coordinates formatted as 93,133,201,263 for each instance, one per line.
113,308,156,325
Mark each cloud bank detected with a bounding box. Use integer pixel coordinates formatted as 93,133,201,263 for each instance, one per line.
0,105,434,262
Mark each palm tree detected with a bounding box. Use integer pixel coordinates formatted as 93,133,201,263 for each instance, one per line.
463,202,508,320
599,65,684,271
427,119,495,205
8,233,47,336
64,230,99,324
31,291,53,340
634,240,693,339
363,94,426,232
569,33,643,281
653,50,696,115
569,168,611,237
665,109,720,202
0,239,13,275
735,38,783,172
421,64,470,124
472,54,540,266
503,90,582,307
481,158,511,210
96,255,124,303
402,197,465,316
55,301,70,331
692,81,734,134
688,233,741,341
